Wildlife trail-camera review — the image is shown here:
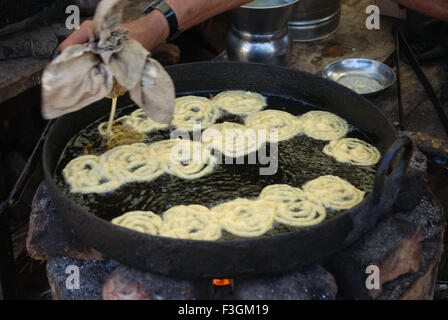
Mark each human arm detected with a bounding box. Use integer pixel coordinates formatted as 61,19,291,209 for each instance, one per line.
59,0,252,51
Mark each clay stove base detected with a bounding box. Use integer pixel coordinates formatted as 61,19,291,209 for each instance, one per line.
26,148,446,300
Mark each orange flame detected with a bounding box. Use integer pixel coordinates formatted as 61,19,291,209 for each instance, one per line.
213,279,232,286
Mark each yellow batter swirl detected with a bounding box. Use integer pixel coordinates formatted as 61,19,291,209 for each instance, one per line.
323,138,381,166
259,184,327,227
212,90,267,115
212,198,276,238
300,110,349,141
97,115,130,136
274,198,327,227
121,109,170,133
98,109,169,136
149,139,217,180
159,205,222,241
172,96,221,131
102,143,163,183
302,175,365,211
64,138,218,193
258,184,304,204
244,110,303,142
62,155,121,194
112,211,162,236
202,122,266,158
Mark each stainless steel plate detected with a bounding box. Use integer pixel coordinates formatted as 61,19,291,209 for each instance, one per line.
322,58,396,95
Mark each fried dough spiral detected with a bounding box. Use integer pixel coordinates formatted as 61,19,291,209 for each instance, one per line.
159,205,222,240
302,175,365,210
212,198,276,238
259,184,304,204
122,109,170,133
102,143,163,183
149,139,217,180
62,155,121,194
112,211,162,235
259,184,326,227
245,110,303,142
64,138,219,193
202,122,266,158
274,199,326,227
172,96,220,131
301,111,348,141
212,90,267,115
323,138,381,166
98,109,169,136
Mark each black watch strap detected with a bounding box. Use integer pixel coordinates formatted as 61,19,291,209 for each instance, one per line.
144,0,182,42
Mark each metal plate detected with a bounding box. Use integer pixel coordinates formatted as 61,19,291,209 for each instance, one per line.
322,59,396,95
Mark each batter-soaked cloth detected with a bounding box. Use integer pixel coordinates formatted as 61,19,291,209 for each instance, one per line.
41,0,175,124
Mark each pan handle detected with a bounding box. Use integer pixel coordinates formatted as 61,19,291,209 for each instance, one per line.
371,135,413,205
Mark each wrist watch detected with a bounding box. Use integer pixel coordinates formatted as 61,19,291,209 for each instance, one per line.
144,0,183,42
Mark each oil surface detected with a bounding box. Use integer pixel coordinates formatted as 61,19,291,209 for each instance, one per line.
54,93,378,240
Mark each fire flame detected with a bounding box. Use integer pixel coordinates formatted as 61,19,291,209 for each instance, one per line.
213,279,232,286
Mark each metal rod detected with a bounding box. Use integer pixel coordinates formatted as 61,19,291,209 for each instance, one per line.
398,30,448,139
0,49,58,299
8,120,53,207
394,25,404,130
0,201,17,299
0,119,54,298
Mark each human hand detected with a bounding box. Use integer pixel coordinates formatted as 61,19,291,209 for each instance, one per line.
59,20,93,52
59,14,167,53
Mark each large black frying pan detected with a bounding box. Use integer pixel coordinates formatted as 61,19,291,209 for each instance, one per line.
43,62,412,279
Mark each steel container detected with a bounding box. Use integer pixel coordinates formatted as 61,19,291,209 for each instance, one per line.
227,0,300,66
289,0,341,42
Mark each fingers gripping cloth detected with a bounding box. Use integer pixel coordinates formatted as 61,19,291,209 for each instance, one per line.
41,0,175,124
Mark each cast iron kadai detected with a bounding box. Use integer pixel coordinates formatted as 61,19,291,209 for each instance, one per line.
43,62,413,279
